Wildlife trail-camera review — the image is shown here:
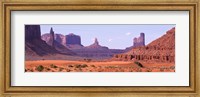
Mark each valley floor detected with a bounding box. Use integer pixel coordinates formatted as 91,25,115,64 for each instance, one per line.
25,60,175,72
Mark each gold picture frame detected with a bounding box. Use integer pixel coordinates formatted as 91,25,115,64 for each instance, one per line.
0,0,199,97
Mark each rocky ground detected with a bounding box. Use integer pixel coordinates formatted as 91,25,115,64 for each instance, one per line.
25,60,175,72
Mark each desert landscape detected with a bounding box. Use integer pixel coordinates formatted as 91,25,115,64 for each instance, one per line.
25,25,175,72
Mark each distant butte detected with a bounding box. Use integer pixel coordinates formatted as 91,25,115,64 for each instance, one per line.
85,38,108,49
113,27,175,63
133,33,145,47
25,25,59,56
125,33,145,51
66,33,82,45
25,25,75,61
44,27,75,55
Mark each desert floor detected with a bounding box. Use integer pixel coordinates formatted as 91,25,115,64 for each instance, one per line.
25,60,175,72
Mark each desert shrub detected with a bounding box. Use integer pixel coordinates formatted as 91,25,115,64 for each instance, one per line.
146,68,152,72
75,64,82,68
108,66,117,68
68,65,73,67
75,64,88,68
84,58,92,62
76,68,82,72
91,65,95,67
46,68,51,71
54,65,58,68
67,69,71,72
50,64,58,68
160,66,167,69
136,68,142,72
36,65,44,72
170,66,175,69
59,68,64,71
50,64,54,68
81,64,88,68
159,66,168,72
129,66,133,69
134,61,144,68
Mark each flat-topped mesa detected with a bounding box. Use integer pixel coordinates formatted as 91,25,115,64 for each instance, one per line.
25,25,41,40
133,33,145,47
65,33,82,45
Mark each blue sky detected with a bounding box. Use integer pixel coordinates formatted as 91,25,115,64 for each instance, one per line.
40,24,175,49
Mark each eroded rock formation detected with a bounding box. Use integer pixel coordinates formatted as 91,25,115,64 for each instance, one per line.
133,33,145,47
113,27,175,63
85,38,108,49
47,27,55,47
25,25,58,56
42,33,84,49
66,33,81,45
72,38,124,59
42,33,66,46
25,25,41,40
41,28,75,55
125,33,145,52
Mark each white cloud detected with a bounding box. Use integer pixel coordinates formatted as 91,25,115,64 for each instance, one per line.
108,39,112,42
126,32,131,36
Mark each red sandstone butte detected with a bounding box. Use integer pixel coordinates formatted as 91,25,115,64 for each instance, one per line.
113,27,175,63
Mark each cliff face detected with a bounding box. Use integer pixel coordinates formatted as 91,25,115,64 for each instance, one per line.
55,34,66,45
113,27,175,63
25,25,41,40
25,25,76,58
41,33,66,45
42,33,83,49
65,33,83,49
41,28,75,55
147,27,175,49
65,33,82,45
25,39,58,56
25,25,58,56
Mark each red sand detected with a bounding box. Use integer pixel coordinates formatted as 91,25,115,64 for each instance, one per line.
25,60,175,72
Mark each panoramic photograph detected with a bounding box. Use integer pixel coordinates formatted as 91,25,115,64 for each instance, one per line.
25,24,175,72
